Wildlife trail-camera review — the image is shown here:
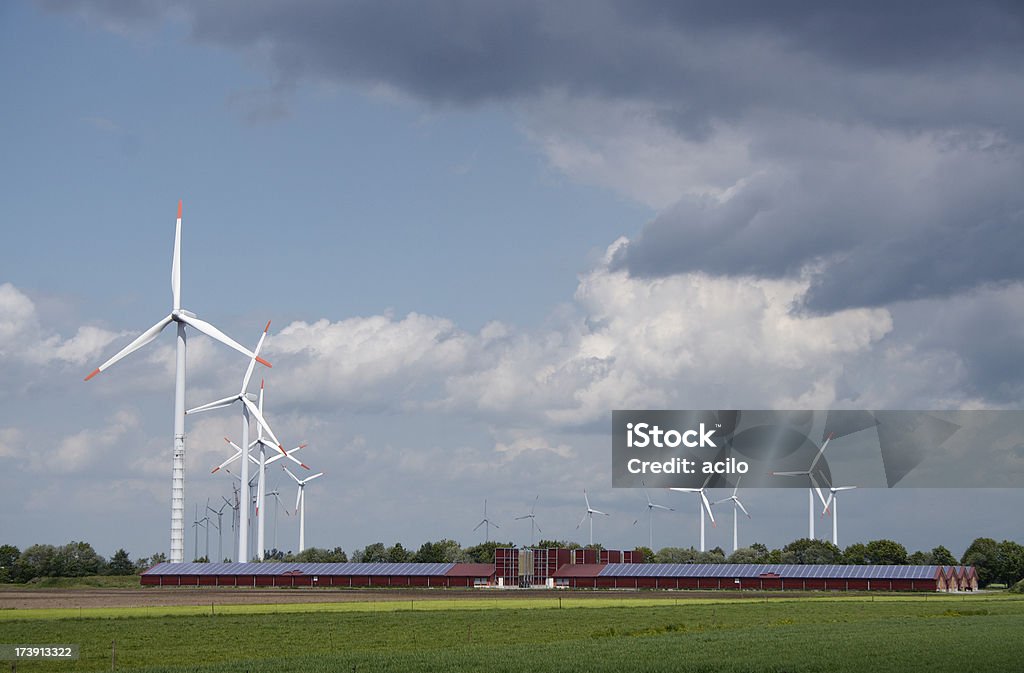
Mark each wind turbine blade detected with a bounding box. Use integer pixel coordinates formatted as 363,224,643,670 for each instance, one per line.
240,322,271,394
701,492,716,525
733,475,742,496
808,433,834,473
242,397,286,455
821,492,834,516
642,480,653,507
171,200,182,310
212,450,241,474
535,523,542,534
735,499,751,518
591,509,608,516
85,314,173,380
514,515,530,520
652,504,673,512
808,473,828,508
584,490,591,510
282,466,302,485
835,486,858,492
295,488,302,513
576,513,587,529
772,471,807,477
186,395,239,415
302,472,324,484
178,313,272,367
531,495,539,515
492,522,500,529
712,498,732,505
670,487,700,493
473,521,485,531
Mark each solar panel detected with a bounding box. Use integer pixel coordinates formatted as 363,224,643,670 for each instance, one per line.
597,563,945,580
142,562,456,576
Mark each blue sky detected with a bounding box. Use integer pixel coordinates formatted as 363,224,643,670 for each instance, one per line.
2,0,1023,563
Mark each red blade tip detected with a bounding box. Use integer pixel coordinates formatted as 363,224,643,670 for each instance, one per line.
211,467,220,474
256,356,272,368
301,463,310,470
177,200,182,219
84,368,101,381
264,320,271,333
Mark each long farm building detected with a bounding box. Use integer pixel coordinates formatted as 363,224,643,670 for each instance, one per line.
142,550,977,593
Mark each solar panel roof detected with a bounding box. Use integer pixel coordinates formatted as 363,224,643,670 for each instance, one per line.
596,564,945,580
143,562,456,576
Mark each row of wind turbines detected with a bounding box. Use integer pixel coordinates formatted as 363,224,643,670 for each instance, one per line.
85,202,323,563
484,463,857,554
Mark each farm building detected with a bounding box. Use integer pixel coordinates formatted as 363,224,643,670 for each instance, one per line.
140,556,977,593
553,563,975,592
141,562,496,588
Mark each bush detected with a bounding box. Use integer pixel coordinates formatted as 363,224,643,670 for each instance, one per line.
1009,579,1024,594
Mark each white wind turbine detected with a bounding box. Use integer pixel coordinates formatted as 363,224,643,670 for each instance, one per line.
712,476,751,552
514,496,542,547
640,481,674,551
84,201,270,564
186,320,285,562
284,466,323,553
576,490,610,547
671,476,716,552
820,478,858,547
773,433,835,540
474,499,500,542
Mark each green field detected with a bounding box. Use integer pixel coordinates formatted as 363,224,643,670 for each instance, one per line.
2,594,1022,672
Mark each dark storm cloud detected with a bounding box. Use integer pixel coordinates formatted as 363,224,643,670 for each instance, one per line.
42,0,1024,310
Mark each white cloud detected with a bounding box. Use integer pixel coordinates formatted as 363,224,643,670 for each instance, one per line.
0,283,123,367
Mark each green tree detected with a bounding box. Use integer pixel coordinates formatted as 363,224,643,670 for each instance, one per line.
727,546,764,564
536,540,580,550
864,539,907,565
386,543,411,563
930,545,957,566
0,544,19,583
781,539,842,564
996,540,1024,586
843,542,869,564
356,542,388,563
961,537,999,586
108,549,134,575
464,541,511,564
655,547,697,564
15,544,58,581
633,546,655,563
908,550,930,565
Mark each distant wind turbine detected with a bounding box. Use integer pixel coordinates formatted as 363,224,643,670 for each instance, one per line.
514,496,542,547
671,475,716,552
712,476,751,552
576,490,610,547
641,481,673,551
474,500,500,542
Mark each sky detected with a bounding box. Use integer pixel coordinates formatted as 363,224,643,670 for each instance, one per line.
1,0,1022,562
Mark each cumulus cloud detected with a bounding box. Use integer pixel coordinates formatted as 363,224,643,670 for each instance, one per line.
0,283,123,367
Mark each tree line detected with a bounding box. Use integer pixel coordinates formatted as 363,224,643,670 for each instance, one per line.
2,537,1022,589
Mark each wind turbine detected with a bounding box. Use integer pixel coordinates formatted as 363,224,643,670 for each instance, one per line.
207,500,227,563
712,476,751,552
773,433,835,540
671,476,716,552
191,504,208,561
641,481,674,551
248,380,309,560
820,477,858,547
84,201,270,564
265,486,291,553
284,466,323,553
514,496,542,547
473,499,500,542
576,490,609,547
186,320,285,562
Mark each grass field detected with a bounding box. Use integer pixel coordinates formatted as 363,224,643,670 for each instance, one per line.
2,593,1022,672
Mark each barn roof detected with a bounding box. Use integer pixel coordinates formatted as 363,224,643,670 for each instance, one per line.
143,562,456,576
594,563,948,580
